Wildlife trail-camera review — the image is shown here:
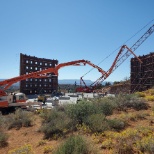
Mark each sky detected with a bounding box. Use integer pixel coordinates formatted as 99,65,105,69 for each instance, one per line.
0,0,154,83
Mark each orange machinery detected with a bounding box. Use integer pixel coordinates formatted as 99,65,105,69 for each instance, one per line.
76,45,141,93
0,59,102,111
78,24,154,92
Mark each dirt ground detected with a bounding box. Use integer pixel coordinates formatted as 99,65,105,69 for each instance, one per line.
0,114,61,154
0,102,154,154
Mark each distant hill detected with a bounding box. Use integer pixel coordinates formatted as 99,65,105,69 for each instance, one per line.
0,79,113,87
58,79,93,85
0,79,92,86
0,79,20,87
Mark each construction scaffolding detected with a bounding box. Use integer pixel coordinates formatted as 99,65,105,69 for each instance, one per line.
131,52,154,92
20,54,58,95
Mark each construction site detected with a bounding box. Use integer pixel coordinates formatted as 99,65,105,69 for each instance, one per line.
0,23,154,154
1,0,154,153
0,24,154,113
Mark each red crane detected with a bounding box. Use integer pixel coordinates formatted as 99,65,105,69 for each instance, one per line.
0,60,94,95
0,59,105,112
0,59,107,110
79,24,154,92
76,61,106,92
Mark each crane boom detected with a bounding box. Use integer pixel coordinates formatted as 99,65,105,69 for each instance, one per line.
90,45,140,86
93,24,154,85
0,59,106,96
0,60,88,91
75,61,106,92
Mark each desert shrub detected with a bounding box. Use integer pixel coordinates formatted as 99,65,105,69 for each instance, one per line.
76,123,91,134
0,131,8,147
147,89,154,95
102,128,138,153
108,118,125,130
84,113,109,133
40,109,72,139
96,98,115,116
146,95,154,101
136,136,154,154
6,109,33,130
66,99,115,127
135,92,146,97
152,106,154,112
65,101,97,125
130,98,148,110
8,144,34,154
119,112,148,122
135,111,149,120
37,140,47,146
0,113,5,130
113,94,130,111
44,146,53,154
101,126,154,153
53,135,97,154
101,138,113,149
113,94,148,111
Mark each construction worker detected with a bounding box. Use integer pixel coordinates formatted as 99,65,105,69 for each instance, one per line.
13,93,16,103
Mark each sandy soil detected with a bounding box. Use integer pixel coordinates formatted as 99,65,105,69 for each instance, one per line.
0,102,153,154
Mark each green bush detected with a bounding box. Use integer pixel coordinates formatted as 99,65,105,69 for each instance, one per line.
112,94,129,111
0,131,8,147
0,113,5,130
84,114,109,133
119,112,148,122
6,109,33,130
40,109,72,139
40,100,114,138
96,98,115,116
66,99,115,126
108,118,125,130
113,94,148,111
65,101,97,124
53,135,97,154
0,109,33,130
130,98,148,110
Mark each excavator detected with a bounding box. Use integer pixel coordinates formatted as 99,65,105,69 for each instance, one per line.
0,59,102,113
77,24,154,93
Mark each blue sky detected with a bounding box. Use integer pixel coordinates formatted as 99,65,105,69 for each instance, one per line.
0,0,154,82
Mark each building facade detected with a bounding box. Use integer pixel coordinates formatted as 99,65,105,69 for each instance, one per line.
20,53,58,95
131,52,154,92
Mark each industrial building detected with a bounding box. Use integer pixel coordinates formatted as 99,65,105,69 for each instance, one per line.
20,53,58,95
131,52,154,92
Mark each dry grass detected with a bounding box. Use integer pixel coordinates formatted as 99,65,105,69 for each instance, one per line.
0,97,153,154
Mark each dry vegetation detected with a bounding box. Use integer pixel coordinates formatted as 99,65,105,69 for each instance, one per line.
0,89,154,154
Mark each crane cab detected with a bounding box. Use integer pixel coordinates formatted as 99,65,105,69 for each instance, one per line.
0,96,8,107
7,92,27,104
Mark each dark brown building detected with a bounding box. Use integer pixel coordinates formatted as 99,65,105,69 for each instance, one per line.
20,53,58,95
131,52,154,92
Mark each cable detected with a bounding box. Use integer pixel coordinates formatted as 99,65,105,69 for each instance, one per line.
82,19,154,78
